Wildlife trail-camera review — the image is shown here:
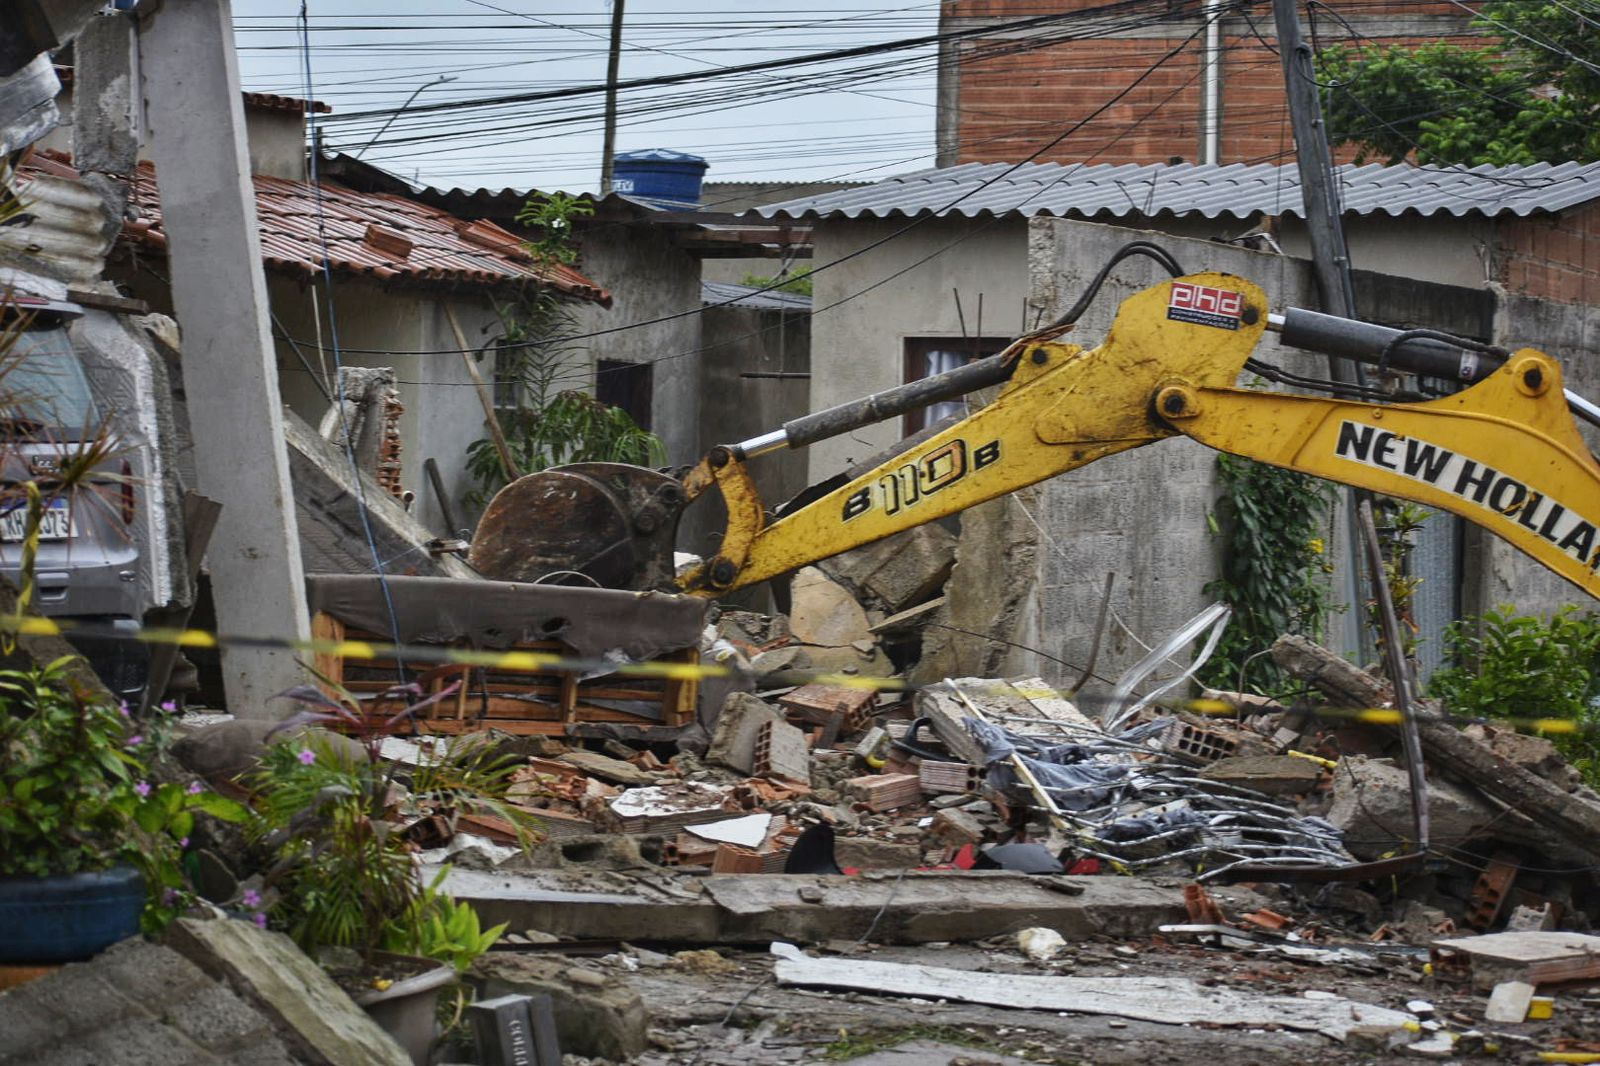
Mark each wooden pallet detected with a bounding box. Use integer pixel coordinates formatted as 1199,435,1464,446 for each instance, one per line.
311,612,698,736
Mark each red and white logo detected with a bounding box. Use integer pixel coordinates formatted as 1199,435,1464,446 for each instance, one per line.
1167,282,1244,329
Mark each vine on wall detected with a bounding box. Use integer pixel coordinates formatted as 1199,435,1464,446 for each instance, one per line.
1198,454,1339,694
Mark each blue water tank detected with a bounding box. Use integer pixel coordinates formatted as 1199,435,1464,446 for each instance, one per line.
611,149,708,209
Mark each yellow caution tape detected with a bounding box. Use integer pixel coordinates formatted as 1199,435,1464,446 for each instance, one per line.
4,614,1596,738
1536,1054,1600,1064
1286,750,1337,770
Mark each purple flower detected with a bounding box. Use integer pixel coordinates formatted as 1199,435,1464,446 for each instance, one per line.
134,780,151,798
160,700,178,714
297,748,315,766
252,913,268,929
118,701,131,718
125,734,143,749
187,781,204,795
178,837,189,848
242,889,262,909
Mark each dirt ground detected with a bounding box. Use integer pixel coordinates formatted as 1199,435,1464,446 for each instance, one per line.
559,934,1600,1065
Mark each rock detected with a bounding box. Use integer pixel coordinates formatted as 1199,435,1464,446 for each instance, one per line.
749,646,802,680
819,523,956,613
164,917,408,1065
1483,980,1534,1023
788,566,873,647
173,720,367,786
673,949,739,976
0,936,306,1065
834,837,923,870
1326,756,1499,860
782,642,896,679
558,750,657,787
1199,755,1322,795
472,954,648,1060
705,692,784,775
1462,724,1584,793
1016,926,1066,962
930,807,986,846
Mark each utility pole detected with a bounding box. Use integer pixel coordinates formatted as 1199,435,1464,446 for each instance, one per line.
599,0,626,194
136,0,311,718
1272,0,1356,320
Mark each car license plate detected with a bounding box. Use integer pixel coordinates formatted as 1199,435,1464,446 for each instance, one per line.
0,502,75,542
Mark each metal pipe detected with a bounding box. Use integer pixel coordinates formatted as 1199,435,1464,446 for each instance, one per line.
731,351,1014,457
1200,0,1223,164
1269,309,1600,430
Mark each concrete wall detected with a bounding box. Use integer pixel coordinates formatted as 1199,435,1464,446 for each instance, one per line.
1468,291,1600,621
805,216,1031,480
260,274,496,540
243,108,307,182
571,222,703,466
683,305,811,561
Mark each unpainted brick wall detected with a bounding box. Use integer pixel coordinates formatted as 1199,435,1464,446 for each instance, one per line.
943,0,1485,166
1497,201,1600,306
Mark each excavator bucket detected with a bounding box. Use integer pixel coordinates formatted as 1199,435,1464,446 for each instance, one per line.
467,462,689,591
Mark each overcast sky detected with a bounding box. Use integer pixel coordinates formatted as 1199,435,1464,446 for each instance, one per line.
231,1,941,194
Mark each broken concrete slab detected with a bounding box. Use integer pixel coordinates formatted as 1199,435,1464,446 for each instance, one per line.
440,867,1185,945
0,936,304,1066
1199,755,1322,796
164,917,409,1066
788,566,873,647
557,750,657,787
1433,931,1600,990
833,837,922,870
471,954,647,1061
705,692,783,775
685,813,772,849
818,522,956,613
1326,755,1495,860
769,943,1414,1041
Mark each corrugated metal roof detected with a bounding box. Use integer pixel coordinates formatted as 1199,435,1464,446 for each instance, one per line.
702,278,810,311
755,160,1600,223
118,161,609,303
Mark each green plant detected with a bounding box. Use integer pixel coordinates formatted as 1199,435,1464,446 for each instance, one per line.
385,869,506,974
739,266,813,297
1366,501,1430,671
1316,1,1600,166
1198,454,1338,693
0,657,246,931
1429,606,1600,786
248,681,538,956
464,193,664,506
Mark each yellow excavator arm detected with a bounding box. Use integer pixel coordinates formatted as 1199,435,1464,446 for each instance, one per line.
675,270,1600,599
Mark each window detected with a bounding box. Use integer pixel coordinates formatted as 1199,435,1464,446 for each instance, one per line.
902,337,1011,436
4,326,99,439
596,359,653,430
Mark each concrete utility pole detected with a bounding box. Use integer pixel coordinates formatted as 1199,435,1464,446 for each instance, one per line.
136,0,311,718
599,0,626,193
1272,0,1357,320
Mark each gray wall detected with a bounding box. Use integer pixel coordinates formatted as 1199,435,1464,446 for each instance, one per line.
571,222,703,466
1466,290,1600,621
261,274,496,540
683,305,811,561
805,216,1031,480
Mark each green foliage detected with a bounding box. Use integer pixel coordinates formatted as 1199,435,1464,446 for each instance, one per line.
738,267,813,297
385,869,506,973
248,683,538,955
1365,502,1431,669
465,192,664,506
1198,455,1338,693
0,658,247,931
515,192,594,268
1429,606,1600,785
1317,1,1600,166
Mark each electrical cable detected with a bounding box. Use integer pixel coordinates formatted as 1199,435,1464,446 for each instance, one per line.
297,2,407,672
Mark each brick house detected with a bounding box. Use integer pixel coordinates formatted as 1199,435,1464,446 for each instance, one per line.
935,1,1485,167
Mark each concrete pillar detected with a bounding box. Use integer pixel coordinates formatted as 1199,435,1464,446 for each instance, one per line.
135,0,310,718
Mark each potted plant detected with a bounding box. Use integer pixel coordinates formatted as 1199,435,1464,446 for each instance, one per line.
0,655,247,965
245,683,534,1064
